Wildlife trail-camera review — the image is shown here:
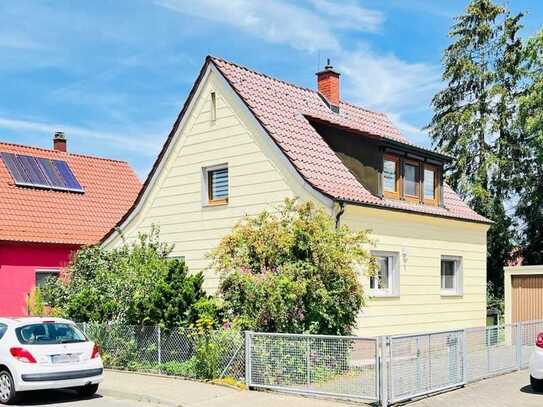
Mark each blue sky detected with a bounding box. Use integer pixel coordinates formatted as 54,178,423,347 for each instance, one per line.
1,1,541,179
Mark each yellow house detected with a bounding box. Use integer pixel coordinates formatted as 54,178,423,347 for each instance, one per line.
102,56,491,336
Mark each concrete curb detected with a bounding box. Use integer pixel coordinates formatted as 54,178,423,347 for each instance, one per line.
99,387,182,407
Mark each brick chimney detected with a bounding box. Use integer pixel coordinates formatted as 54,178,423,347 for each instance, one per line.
53,131,67,152
316,59,340,109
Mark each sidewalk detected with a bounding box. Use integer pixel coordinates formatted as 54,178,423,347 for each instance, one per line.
99,370,358,407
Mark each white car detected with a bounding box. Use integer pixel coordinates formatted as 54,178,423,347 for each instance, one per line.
0,317,103,404
530,332,543,392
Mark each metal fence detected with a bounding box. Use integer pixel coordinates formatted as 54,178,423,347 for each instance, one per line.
79,322,245,381
387,330,464,404
245,331,379,402
79,320,543,406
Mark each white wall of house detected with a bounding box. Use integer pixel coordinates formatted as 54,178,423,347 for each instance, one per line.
105,65,488,336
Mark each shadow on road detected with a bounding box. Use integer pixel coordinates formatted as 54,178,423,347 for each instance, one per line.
14,389,102,406
520,385,542,395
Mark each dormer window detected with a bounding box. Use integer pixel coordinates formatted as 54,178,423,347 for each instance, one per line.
423,164,439,205
381,154,441,206
383,154,400,199
403,160,420,203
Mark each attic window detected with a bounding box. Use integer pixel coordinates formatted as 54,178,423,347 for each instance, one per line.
1,152,84,193
203,164,228,206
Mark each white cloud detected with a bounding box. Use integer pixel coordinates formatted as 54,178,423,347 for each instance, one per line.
309,0,384,32
156,0,439,146
155,0,382,52
387,112,431,146
338,47,441,113
0,116,159,154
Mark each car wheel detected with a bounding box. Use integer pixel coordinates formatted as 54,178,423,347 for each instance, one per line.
76,383,99,398
531,376,543,393
0,370,18,405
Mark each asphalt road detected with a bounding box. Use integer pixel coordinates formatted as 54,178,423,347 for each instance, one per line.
12,389,150,407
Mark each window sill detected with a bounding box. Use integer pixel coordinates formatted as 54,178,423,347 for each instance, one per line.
203,199,228,207
440,291,463,298
369,291,400,298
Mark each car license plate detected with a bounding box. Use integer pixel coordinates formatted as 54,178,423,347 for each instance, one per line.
51,354,79,364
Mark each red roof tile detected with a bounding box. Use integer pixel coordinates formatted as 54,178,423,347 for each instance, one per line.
210,57,490,224
0,142,141,245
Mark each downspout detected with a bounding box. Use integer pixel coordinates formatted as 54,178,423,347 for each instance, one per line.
335,201,345,229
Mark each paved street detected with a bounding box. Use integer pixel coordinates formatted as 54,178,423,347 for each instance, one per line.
10,369,543,406
11,389,148,407
410,370,542,407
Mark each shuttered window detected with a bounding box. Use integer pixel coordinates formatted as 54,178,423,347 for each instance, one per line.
207,166,228,204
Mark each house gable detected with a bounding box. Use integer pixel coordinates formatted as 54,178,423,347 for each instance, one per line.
103,63,332,289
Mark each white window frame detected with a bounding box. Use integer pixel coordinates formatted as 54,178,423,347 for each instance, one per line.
369,251,400,297
440,255,463,296
202,164,229,206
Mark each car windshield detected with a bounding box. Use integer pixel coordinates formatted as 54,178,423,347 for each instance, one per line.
15,322,87,345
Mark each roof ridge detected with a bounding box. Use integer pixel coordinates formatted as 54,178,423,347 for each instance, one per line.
209,55,386,117
0,141,130,164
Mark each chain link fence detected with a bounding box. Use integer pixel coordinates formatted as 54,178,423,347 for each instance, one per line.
387,330,464,403
77,320,543,405
246,332,379,402
79,322,245,381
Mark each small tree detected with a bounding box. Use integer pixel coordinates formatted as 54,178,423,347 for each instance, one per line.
42,227,212,329
210,199,372,335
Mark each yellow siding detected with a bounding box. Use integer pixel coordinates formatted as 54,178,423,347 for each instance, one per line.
105,68,318,290
105,66,488,337
343,205,488,336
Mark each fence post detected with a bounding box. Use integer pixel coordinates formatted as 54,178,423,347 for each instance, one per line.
245,331,252,387
462,329,468,383
157,325,162,374
516,322,523,370
306,337,311,386
379,336,389,407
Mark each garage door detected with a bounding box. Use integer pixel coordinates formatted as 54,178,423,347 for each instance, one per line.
512,275,543,322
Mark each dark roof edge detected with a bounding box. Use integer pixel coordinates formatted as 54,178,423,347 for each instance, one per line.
305,115,452,163
101,57,214,244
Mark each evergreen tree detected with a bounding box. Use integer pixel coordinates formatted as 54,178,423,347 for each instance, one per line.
428,0,524,292
517,30,543,265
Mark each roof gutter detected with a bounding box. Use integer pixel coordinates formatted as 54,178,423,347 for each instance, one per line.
335,201,345,229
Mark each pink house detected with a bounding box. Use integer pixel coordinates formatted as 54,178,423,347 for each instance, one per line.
0,134,141,316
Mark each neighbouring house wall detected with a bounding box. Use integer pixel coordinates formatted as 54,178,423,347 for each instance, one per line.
104,67,326,290
343,205,489,337
504,265,543,325
0,243,76,316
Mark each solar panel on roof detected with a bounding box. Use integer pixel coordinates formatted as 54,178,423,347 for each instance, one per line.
1,152,84,193
53,160,83,191
1,153,27,184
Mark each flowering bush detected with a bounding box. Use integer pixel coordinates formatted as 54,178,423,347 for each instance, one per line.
211,199,372,335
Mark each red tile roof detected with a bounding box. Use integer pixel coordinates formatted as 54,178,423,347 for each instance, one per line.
210,57,490,224
0,142,141,245
103,56,489,244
